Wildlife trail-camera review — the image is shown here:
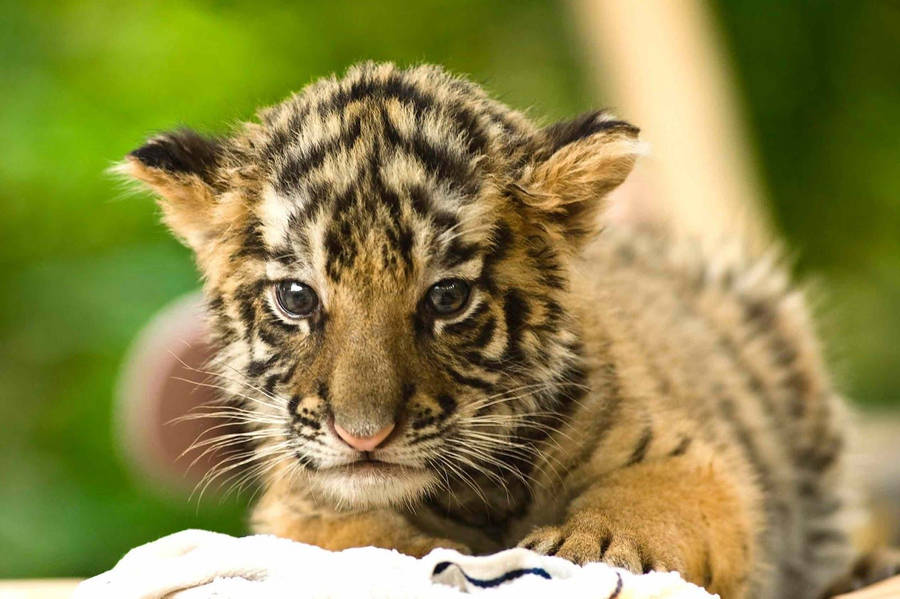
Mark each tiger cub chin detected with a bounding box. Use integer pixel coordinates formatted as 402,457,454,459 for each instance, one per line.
121,62,874,598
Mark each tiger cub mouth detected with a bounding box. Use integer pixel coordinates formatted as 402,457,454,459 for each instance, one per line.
329,460,425,476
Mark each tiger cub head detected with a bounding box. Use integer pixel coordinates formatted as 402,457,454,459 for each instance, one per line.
121,62,640,508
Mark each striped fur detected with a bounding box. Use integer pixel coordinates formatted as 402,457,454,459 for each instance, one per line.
121,63,864,598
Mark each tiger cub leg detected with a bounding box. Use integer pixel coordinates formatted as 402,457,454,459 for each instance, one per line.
519,456,758,598
251,485,470,557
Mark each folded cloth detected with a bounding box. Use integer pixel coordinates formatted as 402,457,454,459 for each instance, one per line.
73,529,717,598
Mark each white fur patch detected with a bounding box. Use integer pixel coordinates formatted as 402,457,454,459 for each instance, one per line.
259,184,299,249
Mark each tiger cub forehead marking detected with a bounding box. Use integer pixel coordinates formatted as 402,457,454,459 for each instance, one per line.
250,63,535,286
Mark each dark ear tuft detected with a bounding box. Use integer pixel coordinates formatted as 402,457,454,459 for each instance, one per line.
117,128,227,251
539,111,640,158
128,129,222,183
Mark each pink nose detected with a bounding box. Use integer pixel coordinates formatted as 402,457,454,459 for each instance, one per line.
333,422,395,452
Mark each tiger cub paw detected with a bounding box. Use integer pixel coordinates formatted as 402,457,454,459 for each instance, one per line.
518,523,683,574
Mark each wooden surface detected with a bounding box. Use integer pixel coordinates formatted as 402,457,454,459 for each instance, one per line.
0,579,80,599
835,575,900,598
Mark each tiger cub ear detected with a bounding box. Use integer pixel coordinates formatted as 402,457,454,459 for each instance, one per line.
517,111,643,245
116,129,223,250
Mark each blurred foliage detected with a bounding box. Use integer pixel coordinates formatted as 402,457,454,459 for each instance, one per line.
712,0,900,404
0,0,897,578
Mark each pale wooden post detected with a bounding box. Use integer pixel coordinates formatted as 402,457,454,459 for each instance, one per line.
570,0,772,254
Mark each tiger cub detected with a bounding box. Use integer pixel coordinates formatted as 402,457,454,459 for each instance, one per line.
121,62,869,598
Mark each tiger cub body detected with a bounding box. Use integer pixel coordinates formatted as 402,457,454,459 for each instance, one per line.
122,63,861,598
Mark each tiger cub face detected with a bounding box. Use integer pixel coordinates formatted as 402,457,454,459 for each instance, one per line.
122,63,641,508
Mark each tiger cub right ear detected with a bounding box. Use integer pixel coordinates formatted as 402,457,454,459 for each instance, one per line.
516,111,643,247
116,129,223,250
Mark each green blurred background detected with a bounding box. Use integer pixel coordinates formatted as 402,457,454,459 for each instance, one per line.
1,0,897,578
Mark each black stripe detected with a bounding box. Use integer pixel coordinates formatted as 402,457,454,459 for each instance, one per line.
445,367,493,390
639,545,655,574
501,288,530,363
247,354,280,378
207,293,225,313
441,239,480,269
379,106,478,194
545,538,565,556
715,318,786,437
669,435,693,457
535,298,565,332
407,183,432,217
234,219,270,260
476,221,512,293
702,546,714,588
210,324,238,347
599,533,613,557
436,393,457,418
292,413,322,431
317,381,330,405
261,311,299,334
443,100,491,156
408,430,445,446
795,433,843,473
467,316,497,350
551,358,588,415
323,219,359,283
805,527,847,545
237,300,257,341
275,114,363,194
717,394,776,499
380,223,414,272
292,180,334,225
527,238,567,291
737,296,817,442
256,324,282,348
261,124,293,163
263,373,280,395
278,362,298,384
626,426,653,466
461,351,504,372
443,302,489,336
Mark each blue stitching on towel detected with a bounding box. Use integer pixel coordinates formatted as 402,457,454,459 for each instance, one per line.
607,572,623,598
432,561,552,588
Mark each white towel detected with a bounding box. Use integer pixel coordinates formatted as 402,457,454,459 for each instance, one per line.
73,529,718,598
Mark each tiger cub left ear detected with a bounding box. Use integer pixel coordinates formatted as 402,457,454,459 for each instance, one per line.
517,111,643,245
115,128,224,251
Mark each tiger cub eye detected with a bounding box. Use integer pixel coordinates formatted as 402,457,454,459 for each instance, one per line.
274,280,319,318
426,279,471,316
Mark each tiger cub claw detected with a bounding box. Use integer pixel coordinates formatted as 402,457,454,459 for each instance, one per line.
518,524,681,575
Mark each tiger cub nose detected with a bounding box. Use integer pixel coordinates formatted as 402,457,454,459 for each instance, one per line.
333,421,395,452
